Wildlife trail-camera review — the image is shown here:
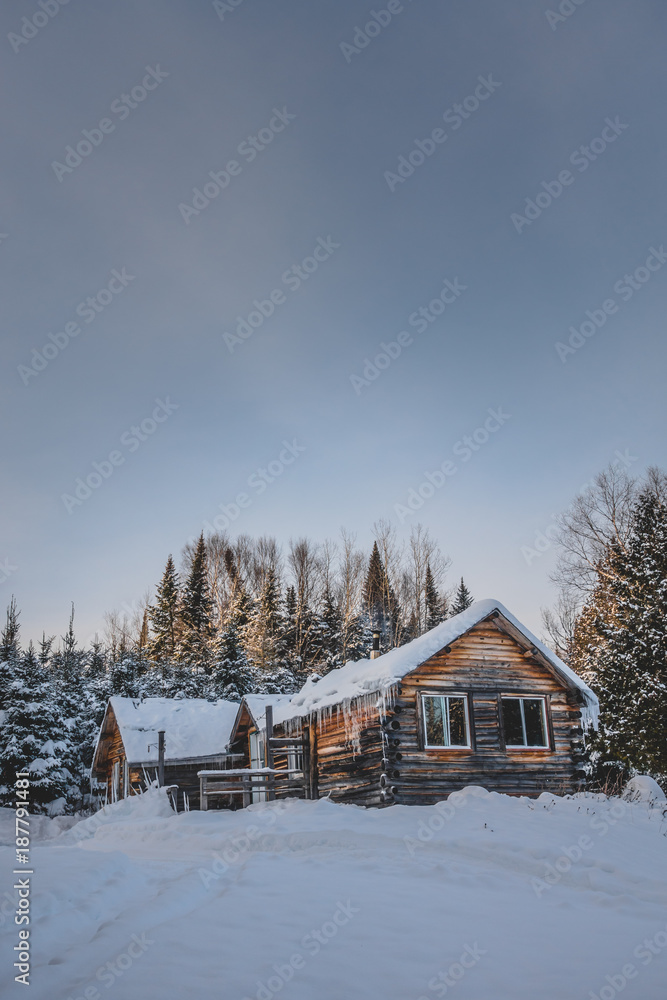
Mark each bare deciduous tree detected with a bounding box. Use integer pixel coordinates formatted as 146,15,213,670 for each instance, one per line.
404,524,451,634
551,464,638,602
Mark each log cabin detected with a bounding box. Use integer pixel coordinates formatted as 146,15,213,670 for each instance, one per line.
91,696,240,810
262,599,599,807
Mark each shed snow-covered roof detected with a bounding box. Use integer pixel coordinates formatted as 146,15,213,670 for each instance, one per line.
106,697,240,764
274,599,598,728
243,694,294,731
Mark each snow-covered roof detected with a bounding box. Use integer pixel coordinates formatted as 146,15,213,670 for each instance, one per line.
274,599,599,728
242,694,295,732
106,697,240,764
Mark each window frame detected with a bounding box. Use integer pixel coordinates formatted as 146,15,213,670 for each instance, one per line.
500,695,550,750
421,693,472,750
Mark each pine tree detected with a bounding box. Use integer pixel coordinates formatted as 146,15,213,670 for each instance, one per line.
49,606,90,810
281,585,298,666
245,566,284,674
38,632,54,672
50,605,87,710
108,650,140,697
363,541,400,651
211,621,253,700
0,617,72,813
341,610,372,664
211,581,254,700
0,596,21,705
0,595,21,662
84,640,111,747
424,563,443,631
138,609,149,654
450,578,474,616
317,586,343,674
148,555,181,661
581,489,667,781
364,541,385,628
180,535,216,671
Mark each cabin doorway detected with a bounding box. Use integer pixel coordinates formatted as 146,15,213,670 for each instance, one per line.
112,760,120,802
249,732,266,803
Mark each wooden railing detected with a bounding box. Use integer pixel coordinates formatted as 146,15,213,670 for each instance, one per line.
198,704,315,810
198,767,304,809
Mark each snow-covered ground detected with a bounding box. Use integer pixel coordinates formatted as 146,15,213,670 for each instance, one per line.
1,786,666,1000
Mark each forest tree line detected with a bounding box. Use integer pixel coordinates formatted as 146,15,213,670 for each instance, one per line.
0,523,472,812
1,464,666,815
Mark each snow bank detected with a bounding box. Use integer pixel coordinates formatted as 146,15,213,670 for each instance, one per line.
623,774,667,805
0,807,79,846
57,785,176,844
276,599,599,729
3,789,665,1000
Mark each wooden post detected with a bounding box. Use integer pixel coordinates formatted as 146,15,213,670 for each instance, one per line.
302,727,311,800
265,706,275,802
242,775,251,808
200,773,207,811
158,730,165,787
309,723,318,800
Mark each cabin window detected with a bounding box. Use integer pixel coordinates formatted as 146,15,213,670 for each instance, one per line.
422,695,470,748
501,697,549,748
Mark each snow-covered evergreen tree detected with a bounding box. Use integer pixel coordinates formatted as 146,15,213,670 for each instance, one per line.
180,535,216,672
49,607,94,809
245,565,283,672
341,609,372,664
580,488,667,781
317,585,344,674
363,541,400,651
281,584,298,666
424,563,444,630
0,596,21,703
450,578,474,616
0,603,73,813
148,555,181,661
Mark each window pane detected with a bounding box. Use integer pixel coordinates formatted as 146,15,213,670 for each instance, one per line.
424,697,445,746
523,699,547,747
448,698,468,746
502,699,524,745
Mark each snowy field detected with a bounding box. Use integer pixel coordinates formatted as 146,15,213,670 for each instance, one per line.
1,785,666,1000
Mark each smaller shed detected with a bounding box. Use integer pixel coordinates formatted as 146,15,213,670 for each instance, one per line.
91,696,240,810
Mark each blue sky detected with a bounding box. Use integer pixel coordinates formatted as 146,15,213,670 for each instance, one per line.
2,0,666,643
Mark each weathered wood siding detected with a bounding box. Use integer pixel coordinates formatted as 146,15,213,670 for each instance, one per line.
310,710,385,807
391,619,584,803
286,618,587,807
93,705,129,802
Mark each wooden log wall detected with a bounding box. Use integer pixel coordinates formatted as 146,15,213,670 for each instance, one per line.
283,618,588,808
93,705,128,802
390,619,585,804
312,710,385,807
